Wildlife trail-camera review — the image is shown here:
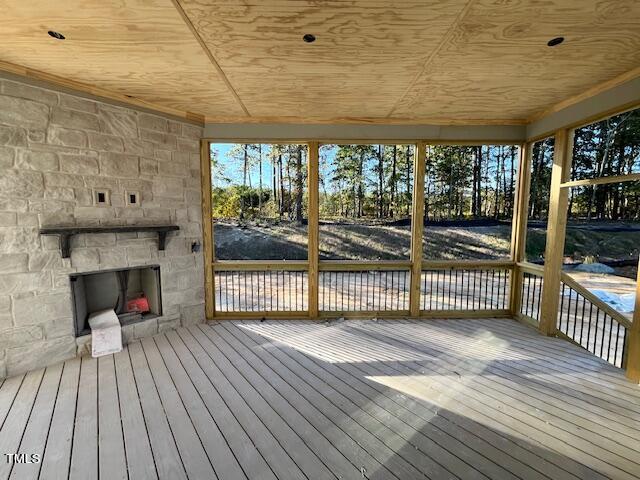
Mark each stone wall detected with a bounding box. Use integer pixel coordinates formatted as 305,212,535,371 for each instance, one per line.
0,76,205,378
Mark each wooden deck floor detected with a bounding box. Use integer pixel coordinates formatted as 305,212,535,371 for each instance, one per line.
1,318,640,480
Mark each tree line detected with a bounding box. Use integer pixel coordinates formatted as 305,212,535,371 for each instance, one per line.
529,108,640,222
211,144,307,221
210,107,639,226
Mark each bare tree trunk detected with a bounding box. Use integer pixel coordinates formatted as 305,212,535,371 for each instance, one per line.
278,154,284,219
390,145,397,217
240,144,248,220
258,144,263,215
295,146,304,222
405,145,411,217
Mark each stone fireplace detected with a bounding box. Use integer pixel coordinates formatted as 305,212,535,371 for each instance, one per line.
70,265,163,337
0,72,206,378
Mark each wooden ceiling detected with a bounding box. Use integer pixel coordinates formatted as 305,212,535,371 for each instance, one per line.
1,0,639,124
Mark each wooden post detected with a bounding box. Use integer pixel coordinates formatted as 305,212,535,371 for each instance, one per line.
409,142,426,317
538,129,573,335
509,143,532,315
624,257,640,382
200,140,215,319
307,141,320,318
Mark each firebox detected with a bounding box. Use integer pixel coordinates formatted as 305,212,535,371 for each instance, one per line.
70,265,162,337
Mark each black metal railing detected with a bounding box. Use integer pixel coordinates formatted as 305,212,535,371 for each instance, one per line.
215,270,308,312
319,270,409,312
557,281,628,368
420,268,510,311
520,272,543,323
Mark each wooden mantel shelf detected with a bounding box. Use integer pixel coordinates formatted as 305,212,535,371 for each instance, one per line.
39,225,180,258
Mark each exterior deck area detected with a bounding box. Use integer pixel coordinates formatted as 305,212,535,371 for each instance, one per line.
1,318,639,480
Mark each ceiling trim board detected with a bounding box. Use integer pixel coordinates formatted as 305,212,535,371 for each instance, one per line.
526,74,640,140
171,0,250,117
527,66,640,123
203,122,526,143
204,115,527,126
0,60,205,125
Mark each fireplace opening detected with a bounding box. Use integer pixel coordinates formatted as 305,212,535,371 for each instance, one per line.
70,265,162,337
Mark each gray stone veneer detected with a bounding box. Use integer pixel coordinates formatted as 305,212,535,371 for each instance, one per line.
0,77,205,378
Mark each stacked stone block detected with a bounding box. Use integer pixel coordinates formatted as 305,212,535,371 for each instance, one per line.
0,77,205,378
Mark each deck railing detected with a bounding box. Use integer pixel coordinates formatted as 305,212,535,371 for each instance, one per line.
557,273,629,368
213,261,309,316
212,259,514,319
318,261,410,315
419,260,512,316
516,263,544,325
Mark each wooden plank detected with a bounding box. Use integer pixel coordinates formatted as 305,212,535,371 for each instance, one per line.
539,128,573,335
409,142,426,317
0,374,24,429
624,256,640,382
509,143,532,314
214,310,309,319
319,260,411,271
128,341,188,480
348,321,635,479
153,333,248,480
97,356,127,480
139,337,217,479
195,324,400,480
0,60,207,124
0,369,44,479
195,324,357,480
225,321,495,480
451,319,640,410
418,309,512,319
179,327,315,480
561,172,640,188
377,320,640,461
517,262,544,275
113,347,158,480
201,140,215,319
164,330,278,480
422,259,514,270
9,364,63,480
213,260,309,271
69,356,98,480
307,141,320,318
560,272,631,328
39,358,80,480
245,320,582,480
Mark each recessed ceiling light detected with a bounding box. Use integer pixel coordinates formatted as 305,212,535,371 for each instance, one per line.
48,30,65,40
547,36,564,47
303,34,316,43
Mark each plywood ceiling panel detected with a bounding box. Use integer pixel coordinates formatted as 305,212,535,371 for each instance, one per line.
0,0,639,124
0,0,246,118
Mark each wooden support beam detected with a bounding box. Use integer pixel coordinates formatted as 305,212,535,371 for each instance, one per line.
200,140,215,320
409,142,426,317
538,129,573,335
509,143,532,315
625,257,640,383
308,141,320,318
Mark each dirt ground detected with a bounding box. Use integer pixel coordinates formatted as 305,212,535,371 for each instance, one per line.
214,220,639,278
214,220,512,261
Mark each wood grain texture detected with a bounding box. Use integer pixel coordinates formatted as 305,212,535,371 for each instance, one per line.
201,140,215,319
307,142,320,318
0,0,244,118
509,143,532,314
539,129,573,336
1,320,640,479
624,257,640,382
409,143,426,316
1,0,640,124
